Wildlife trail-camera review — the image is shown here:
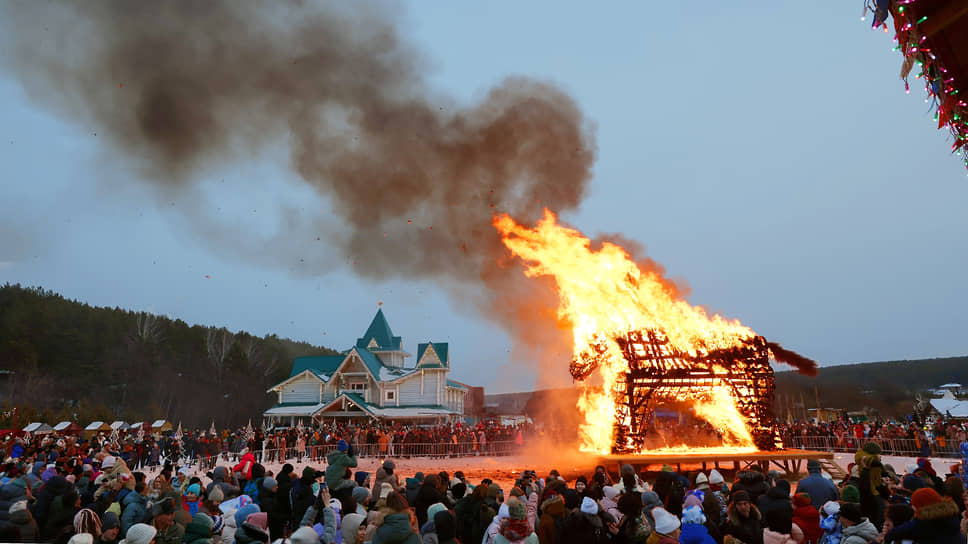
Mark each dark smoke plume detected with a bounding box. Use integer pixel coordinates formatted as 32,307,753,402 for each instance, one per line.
767,341,819,376
0,1,595,374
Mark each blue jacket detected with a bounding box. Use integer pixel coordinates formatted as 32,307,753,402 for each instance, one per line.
820,513,841,544
795,472,840,512
120,491,147,535
679,523,716,544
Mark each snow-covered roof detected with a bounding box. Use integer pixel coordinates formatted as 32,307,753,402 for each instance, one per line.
373,406,460,418
378,365,418,382
85,421,108,431
929,390,968,418
263,403,327,417
23,422,53,433
939,383,963,388
151,420,168,428
53,421,75,431
109,421,129,430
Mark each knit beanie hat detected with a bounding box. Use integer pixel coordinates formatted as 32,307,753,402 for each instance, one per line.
67,534,94,544
245,512,268,531
101,456,117,470
8,500,26,515
902,474,925,492
653,507,680,535
73,508,102,537
603,486,620,500
911,488,943,511
337,439,348,452
427,502,447,522
580,496,598,515
708,469,724,485
862,442,882,455
382,460,395,471
683,494,703,511
208,485,224,504
793,493,811,508
839,503,862,524
124,523,157,544
340,513,365,544
291,526,320,544
186,483,201,497
508,497,528,520
234,504,260,528
695,472,709,488
262,477,278,491
731,490,751,504
840,485,860,504
822,501,840,516
682,505,706,525
352,486,370,505
101,511,120,531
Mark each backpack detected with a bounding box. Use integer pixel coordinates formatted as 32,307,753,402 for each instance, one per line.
244,478,261,503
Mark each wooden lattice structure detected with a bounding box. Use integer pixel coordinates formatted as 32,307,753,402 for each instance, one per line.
570,331,781,454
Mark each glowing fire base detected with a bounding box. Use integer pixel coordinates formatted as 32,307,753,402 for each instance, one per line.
571,331,781,454
598,448,840,480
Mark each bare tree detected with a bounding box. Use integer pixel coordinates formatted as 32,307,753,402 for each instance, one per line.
206,327,234,386
132,312,165,345
242,337,278,378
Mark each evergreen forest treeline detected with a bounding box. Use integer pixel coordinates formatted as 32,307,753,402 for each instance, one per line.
0,284,337,428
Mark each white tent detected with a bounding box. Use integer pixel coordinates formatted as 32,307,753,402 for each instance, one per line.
109,421,129,430
22,422,53,433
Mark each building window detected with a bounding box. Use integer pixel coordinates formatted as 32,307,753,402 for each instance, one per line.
385,390,395,401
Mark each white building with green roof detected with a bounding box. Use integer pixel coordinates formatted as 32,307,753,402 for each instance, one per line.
263,309,468,426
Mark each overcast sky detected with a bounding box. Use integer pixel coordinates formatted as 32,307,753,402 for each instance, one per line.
1,1,966,394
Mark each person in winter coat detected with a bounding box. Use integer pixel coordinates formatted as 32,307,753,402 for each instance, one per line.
99,511,121,544
182,484,202,517
6,500,40,542
233,450,256,487
757,481,792,519
836,503,878,544
341,512,367,544
679,505,716,544
374,461,402,498
325,440,359,491
884,487,962,544
405,473,424,508
120,482,149,535
43,489,81,541
600,487,622,525
372,491,420,544
454,483,492,544
414,475,446,528
795,461,839,513
878,503,913,543
791,493,822,544
536,493,566,544
818,501,841,544
242,464,265,504
732,468,770,507
296,488,338,544
721,491,763,544
613,464,647,495
560,497,611,544
762,507,804,544
432,510,458,544
493,496,538,544
235,510,270,544
289,467,320,529
206,466,241,499
146,498,183,544
418,502,447,544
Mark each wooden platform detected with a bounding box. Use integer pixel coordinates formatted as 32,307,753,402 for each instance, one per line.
598,448,839,478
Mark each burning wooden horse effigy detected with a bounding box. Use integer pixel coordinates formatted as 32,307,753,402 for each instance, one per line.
570,331,782,454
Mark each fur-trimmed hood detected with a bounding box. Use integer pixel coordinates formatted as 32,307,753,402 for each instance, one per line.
916,498,959,521
726,501,761,525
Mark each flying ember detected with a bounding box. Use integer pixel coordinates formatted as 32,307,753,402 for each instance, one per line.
494,210,816,454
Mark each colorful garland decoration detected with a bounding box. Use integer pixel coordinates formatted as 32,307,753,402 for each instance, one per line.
866,0,968,170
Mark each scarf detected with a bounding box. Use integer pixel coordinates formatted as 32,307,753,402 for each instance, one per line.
499,518,532,542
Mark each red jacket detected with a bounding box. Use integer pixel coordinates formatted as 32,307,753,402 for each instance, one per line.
233,452,256,480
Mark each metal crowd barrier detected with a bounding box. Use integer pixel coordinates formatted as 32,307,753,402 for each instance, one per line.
785,435,966,459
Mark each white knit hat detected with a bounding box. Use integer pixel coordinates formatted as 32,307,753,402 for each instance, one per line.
708,469,724,485
653,507,680,535
379,482,393,500
122,523,157,544
290,526,320,544
580,497,599,515
603,486,620,500
101,456,117,469
67,534,94,544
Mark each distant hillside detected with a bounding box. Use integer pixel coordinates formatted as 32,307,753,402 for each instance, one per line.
0,284,337,427
774,356,968,418
486,356,968,420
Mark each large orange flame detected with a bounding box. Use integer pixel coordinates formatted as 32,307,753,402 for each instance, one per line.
495,210,763,454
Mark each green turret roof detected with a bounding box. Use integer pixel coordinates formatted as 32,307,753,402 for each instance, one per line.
356,309,402,351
